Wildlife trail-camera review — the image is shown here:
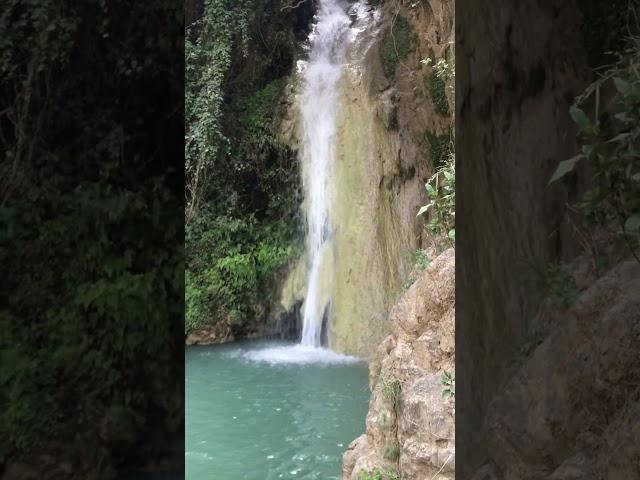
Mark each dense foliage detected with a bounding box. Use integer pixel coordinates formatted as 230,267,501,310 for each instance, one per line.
185,0,307,334
419,158,455,242
419,52,455,249
186,213,299,334
0,0,183,472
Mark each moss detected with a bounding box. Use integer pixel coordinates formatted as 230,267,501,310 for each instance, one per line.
426,129,452,170
380,378,402,406
383,439,400,462
429,71,449,116
381,16,412,78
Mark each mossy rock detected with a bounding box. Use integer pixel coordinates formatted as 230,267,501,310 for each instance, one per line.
429,71,449,116
426,129,452,170
381,16,412,78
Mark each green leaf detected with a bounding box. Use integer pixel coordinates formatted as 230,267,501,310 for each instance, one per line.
569,106,589,127
447,228,455,239
581,144,594,157
624,214,640,234
613,77,632,97
417,205,429,217
607,132,631,144
549,155,584,184
614,112,632,123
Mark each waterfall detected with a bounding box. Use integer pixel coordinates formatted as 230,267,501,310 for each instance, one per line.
298,0,351,347
295,0,379,350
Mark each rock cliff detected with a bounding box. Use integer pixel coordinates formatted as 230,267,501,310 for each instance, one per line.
343,248,455,480
470,258,640,480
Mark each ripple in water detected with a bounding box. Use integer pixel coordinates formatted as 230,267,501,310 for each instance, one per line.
185,341,369,480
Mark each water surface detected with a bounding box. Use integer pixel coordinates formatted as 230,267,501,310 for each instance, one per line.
185,341,370,480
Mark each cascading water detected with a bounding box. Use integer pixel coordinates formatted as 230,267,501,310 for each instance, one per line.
246,0,378,360
298,0,352,347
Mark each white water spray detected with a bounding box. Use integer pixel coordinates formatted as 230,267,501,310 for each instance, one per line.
298,0,352,347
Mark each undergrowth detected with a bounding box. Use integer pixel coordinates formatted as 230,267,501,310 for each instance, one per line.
185,211,299,333
549,35,640,264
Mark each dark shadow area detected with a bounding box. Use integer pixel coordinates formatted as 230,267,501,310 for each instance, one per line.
457,0,640,478
0,1,184,478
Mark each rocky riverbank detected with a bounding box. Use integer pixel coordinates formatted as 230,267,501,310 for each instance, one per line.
343,248,455,480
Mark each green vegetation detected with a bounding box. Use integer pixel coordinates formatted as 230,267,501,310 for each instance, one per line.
439,370,455,399
429,71,450,116
381,16,412,78
0,0,183,467
379,411,390,428
549,35,640,264
414,249,430,271
383,438,401,462
418,154,455,242
381,377,402,407
358,467,400,480
418,49,455,250
185,213,299,333
426,130,453,171
185,0,303,334
185,0,251,219
423,55,454,117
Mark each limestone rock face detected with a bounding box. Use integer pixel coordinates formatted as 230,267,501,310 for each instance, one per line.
343,248,455,480
469,259,640,480
277,0,454,357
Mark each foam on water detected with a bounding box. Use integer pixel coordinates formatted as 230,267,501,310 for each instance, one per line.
233,344,362,365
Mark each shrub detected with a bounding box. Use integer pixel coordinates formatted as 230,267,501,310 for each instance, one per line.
426,130,452,170
185,210,299,333
549,35,640,264
418,154,455,242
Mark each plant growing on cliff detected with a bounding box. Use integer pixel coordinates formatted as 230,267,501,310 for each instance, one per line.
423,56,454,116
439,370,455,399
358,467,400,480
383,438,401,462
418,154,455,242
381,15,412,77
414,249,430,271
381,377,402,408
549,35,640,264
185,0,251,220
426,130,453,170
